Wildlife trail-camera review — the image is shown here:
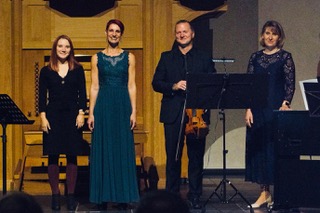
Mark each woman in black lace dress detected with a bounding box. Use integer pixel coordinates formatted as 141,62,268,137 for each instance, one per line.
244,20,295,209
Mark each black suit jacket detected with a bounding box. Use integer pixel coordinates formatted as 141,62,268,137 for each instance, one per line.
152,47,216,124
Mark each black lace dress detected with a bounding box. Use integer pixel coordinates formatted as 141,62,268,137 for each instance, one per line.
245,49,295,185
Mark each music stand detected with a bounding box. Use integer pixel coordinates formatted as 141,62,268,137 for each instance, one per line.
186,73,268,213
0,94,34,195
303,82,320,117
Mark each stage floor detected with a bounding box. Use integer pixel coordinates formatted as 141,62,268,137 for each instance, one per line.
2,175,320,213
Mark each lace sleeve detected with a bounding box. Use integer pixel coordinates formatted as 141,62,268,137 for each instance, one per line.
317,60,320,77
283,52,295,102
247,53,255,74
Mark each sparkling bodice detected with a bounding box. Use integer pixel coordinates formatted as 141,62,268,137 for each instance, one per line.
97,51,129,88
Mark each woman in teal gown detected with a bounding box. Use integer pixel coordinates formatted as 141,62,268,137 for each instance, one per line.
87,19,139,209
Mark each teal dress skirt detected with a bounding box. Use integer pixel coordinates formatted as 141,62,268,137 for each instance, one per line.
89,51,139,204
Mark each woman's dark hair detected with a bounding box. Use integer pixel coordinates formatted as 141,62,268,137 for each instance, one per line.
48,34,80,72
259,20,286,48
106,19,125,35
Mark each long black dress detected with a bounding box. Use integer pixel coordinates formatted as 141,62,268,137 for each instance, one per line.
245,49,295,185
38,65,87,155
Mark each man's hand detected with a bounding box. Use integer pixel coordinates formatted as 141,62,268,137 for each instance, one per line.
172,80,187,91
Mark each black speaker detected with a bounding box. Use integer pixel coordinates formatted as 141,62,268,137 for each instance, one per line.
179,0,225,11
49,0,116,17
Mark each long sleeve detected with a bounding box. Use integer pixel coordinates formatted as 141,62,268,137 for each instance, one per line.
77,66,87,111
247,53,256,74
317,60,320,82
152,52,176,96
283,52,295,102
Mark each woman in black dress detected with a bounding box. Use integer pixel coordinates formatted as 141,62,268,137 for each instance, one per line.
245,20,295,209
39,35,87,211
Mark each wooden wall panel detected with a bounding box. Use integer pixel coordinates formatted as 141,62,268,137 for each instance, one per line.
22,0,143,49
145,0,174,181
117,0,143,47
51,15,116,49
22,50,49,123
0,0,14,191
22,3,52,48
0,1,12,94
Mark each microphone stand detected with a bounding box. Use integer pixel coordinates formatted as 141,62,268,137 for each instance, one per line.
201,59,253,213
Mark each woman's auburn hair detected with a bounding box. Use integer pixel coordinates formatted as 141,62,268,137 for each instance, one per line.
48,34,81,72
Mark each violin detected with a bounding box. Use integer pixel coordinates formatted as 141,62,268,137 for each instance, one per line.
185,109,209,139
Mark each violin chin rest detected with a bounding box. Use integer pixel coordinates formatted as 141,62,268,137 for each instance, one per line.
185,126,209,139
197,127,209,139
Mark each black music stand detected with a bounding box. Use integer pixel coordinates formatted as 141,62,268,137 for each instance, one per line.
303,82,320,117
186,73,268,213
0,94,34,195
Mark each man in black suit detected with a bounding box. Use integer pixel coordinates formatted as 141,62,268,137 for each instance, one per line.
152,20,216,209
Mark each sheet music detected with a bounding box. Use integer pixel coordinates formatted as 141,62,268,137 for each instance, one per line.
299,78,317,110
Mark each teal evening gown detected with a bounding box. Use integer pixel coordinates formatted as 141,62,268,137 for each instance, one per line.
89,51,139,204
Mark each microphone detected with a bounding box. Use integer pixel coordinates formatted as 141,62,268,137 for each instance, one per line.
212,58,235,63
